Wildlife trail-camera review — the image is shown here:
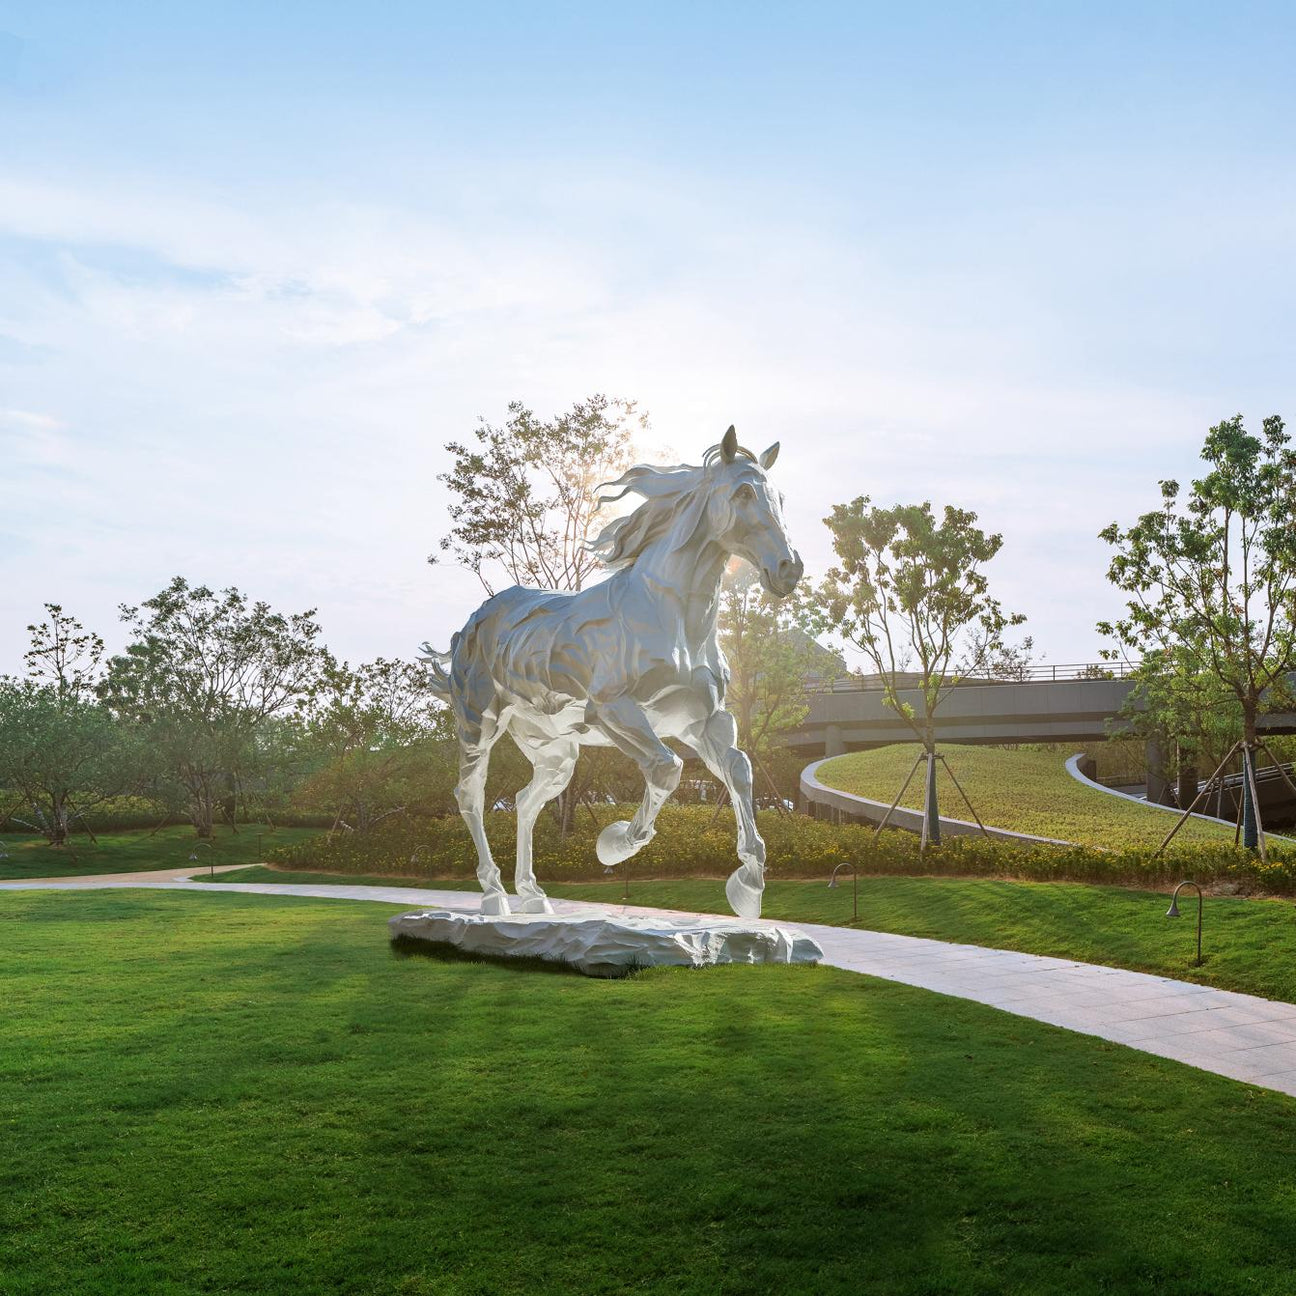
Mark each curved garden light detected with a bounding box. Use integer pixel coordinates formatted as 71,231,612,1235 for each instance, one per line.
828,861,858,921
188,841,215,878
1165,880,1204,967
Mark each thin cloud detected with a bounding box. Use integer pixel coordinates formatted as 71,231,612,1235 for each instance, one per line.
0,165,1284,672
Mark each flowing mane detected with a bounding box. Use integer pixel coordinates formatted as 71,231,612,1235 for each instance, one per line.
588,440,760,571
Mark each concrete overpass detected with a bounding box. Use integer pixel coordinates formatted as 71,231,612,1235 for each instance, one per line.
784,667,1296,811
786,669,1296,756
784,674,1143,757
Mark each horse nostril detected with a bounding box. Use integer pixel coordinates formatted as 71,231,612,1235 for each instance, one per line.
777,556,802,586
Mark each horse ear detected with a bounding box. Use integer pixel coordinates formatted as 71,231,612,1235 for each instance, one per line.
758,441,780,470
721,425,739,463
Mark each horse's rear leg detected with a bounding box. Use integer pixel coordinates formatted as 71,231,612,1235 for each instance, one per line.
512,739,579,915
455,734,509,916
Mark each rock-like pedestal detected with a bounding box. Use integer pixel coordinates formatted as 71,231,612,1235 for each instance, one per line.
388,908,823,978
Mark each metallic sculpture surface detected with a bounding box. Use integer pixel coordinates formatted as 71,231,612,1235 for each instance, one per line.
422,426,803,919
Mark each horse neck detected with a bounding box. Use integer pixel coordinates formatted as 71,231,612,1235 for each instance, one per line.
630,530,730,643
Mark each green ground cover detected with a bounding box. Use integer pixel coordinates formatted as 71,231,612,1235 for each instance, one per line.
5,888,1296,1295
0,825,315,879
206,868,1296,1004
816,743,1239,849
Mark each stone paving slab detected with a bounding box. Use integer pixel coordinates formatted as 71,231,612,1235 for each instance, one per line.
5,876,1296,1099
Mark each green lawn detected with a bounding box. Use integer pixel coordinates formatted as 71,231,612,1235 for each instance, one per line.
5,889,1296,1294
0,824,316,879
207,868,1296,1004
816,743,1239,849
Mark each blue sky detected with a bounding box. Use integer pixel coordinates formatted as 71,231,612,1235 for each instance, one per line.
1,2,1294,670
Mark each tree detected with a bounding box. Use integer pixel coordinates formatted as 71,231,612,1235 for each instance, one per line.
0,606,127,845
1113,647,1241,811
985,635,1040,683
432,394,647,595
816,499,1025,845
299,657,451,832
1099,413,1296,849
717,567,842,807
24,603,105,701
101,578,329,837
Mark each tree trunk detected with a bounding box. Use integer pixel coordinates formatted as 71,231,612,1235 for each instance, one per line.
45,794,69,846
921,741,941,849
1145,734,1172,806
191,780,216,839
1242,716,1260,851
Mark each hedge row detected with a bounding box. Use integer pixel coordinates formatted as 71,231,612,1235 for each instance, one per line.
267,803,1296,894
0,796,171,834
0,796,334,835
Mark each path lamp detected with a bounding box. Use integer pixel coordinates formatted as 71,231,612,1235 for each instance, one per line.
601,863,630,903
828,861,858,922
1165,881,1204,967
189,841,215,878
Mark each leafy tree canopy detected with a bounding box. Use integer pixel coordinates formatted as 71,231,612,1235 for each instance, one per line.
101,577,329,836
0,606,126,844
432,394,647,594
817,498,1025,746
1099,414,1296,742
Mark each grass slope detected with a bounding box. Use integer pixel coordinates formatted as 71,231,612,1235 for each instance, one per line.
816,743,1236,849
5,889,1296,1295
206,868,1296,1003
0,824,316,880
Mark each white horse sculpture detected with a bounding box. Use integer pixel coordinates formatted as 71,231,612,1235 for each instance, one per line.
422,426,803,919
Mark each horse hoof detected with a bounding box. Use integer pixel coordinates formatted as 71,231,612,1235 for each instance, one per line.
515,893,554,915
596,820,640,866
725,864,765,919
479,891,512,916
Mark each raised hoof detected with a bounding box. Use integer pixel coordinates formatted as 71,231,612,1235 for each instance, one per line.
479,890,513,916
514,893,555,915
725,863,765,919
596,820,645,867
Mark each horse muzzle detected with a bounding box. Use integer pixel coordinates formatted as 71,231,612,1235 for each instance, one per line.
763,551,804,598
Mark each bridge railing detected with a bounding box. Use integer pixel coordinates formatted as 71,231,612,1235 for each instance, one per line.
810,661,1137,693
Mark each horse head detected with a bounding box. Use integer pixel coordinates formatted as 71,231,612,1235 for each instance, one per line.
708,425,803,597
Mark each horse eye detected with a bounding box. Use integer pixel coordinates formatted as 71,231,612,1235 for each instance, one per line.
735,483,757,505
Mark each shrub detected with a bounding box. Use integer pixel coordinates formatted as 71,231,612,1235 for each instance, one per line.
0,794,173,834
267,804,1296,895
0,794,333,835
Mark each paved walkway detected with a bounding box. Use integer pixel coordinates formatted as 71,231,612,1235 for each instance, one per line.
7,875,1296,1099
4,863,251,885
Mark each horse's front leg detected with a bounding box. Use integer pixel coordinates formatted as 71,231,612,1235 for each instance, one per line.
512,738,578,915
587,696,683,867
694,708,766,919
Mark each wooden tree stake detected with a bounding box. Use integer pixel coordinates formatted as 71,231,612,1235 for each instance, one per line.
1154,741,1241,859
937,753,992,838
873,751,926,838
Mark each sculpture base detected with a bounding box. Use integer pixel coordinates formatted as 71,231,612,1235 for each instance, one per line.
388,908,823,978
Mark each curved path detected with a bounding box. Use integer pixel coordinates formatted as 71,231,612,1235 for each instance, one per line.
7,873,1296,1099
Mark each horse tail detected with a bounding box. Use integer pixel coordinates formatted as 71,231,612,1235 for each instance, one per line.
418,642,454,701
